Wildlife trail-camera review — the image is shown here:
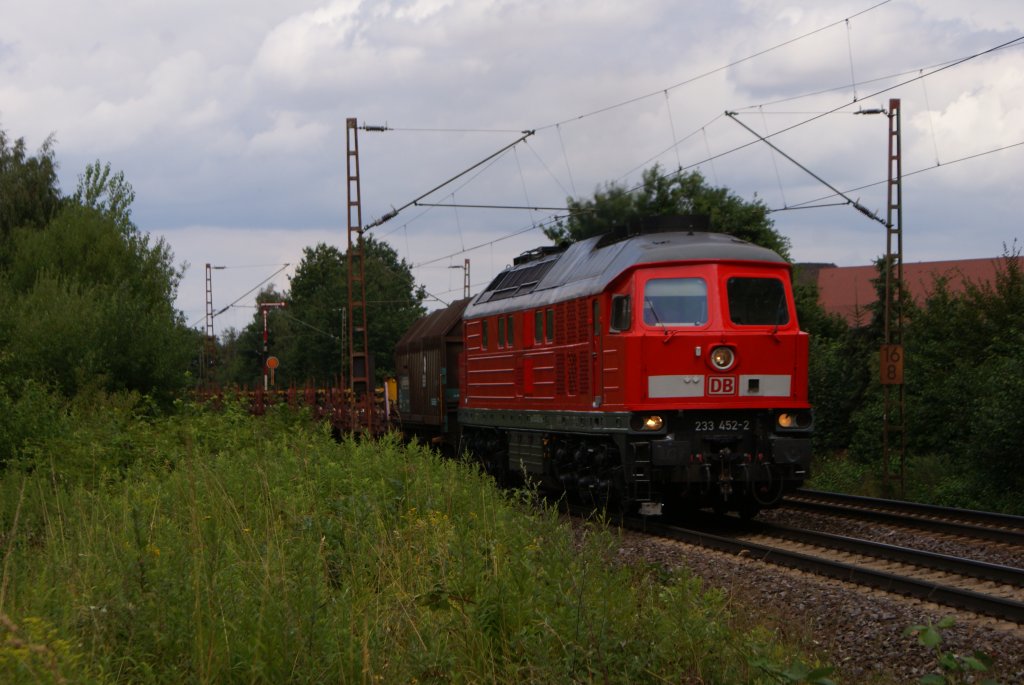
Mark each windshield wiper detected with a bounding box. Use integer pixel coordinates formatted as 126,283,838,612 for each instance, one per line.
645,297,677,340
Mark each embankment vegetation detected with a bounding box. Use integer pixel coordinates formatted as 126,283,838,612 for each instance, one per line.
0,398,819,683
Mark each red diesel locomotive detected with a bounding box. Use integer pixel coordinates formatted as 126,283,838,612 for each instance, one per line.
395,223,812,517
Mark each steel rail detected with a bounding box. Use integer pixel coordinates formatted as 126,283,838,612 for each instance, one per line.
794,489,1024,530
784,491,1024,546
752,520,1024,586
611,513,1024,625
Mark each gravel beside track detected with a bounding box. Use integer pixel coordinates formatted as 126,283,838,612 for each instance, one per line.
608,510,1024,684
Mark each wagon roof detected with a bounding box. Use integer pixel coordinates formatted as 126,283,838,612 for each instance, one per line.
394,297,470,353
466,230,787,318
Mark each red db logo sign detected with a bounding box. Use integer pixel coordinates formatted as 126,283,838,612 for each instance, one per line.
707,376,736,396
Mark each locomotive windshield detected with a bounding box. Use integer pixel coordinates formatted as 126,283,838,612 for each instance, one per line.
643,278,707,326
726,277,789,326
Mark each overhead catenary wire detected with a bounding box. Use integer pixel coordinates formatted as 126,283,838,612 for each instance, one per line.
724,35,1024,149
726,111,886,226
277,309,340,341
846,19,859,102
771,138,1024,214
188,263,291,328
664,91,683,170
212,264,291,317
413,219,553,269
595,33,1024,208
400,27,1022,289
759,106,788,208
377,130,538,242
356,17,1023,300
920,72,942,166
534,0,892,132
414,202,570,211
360,2,946,263
363,130,536,229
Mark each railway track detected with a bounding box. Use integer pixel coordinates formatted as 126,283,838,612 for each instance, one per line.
784,489,1024,546
594,493,1024,625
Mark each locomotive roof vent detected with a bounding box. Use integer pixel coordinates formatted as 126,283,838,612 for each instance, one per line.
595,214,710,248
513,244,565,265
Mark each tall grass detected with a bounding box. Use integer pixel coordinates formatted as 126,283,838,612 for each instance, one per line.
1,399,809,683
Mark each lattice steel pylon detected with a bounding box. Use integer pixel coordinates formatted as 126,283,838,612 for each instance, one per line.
882,98,906,497
203,263,216,384
346,118,373,433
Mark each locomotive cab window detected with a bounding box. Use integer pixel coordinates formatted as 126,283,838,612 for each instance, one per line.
610,294,631,332
727,277,789,326
643,278,707,326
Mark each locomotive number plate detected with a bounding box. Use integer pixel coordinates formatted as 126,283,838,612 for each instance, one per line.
693,418,751,432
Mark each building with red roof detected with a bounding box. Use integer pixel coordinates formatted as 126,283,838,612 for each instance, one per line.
800,257,1018,326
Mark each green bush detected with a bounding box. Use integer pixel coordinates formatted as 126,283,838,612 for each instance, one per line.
0,380,67,467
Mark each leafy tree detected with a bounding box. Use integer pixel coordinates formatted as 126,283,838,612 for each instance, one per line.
0,128,61,244
0,144,192,402
73,160,136,234
936,247,1024,495
808,325,875,453
219,236,426,387
0,203,191,399
545,165,792,259
351,236,426,383
281,243,346,386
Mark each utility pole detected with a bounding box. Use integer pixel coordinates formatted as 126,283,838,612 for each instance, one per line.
203,263,215,385
202,263,225,386
346,118,373,433
450,259,471,299
857,99,906,496
259,302,286,391
881,98,906,497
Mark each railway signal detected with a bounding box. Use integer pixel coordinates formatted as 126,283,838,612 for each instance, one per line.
259,301,286,391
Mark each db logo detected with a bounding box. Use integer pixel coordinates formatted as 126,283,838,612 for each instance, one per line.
707,376,736,396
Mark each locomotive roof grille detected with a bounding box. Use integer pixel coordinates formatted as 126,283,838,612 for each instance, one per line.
481,254,561,301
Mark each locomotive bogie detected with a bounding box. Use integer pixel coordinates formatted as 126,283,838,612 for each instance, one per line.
457,404,811,514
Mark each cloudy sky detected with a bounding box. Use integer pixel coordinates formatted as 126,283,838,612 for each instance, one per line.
2,0,1022,334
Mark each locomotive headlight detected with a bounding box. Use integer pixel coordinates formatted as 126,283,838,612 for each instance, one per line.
777,412,812,429
631,414,665,431
709,346,735,371
643,415,664,431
